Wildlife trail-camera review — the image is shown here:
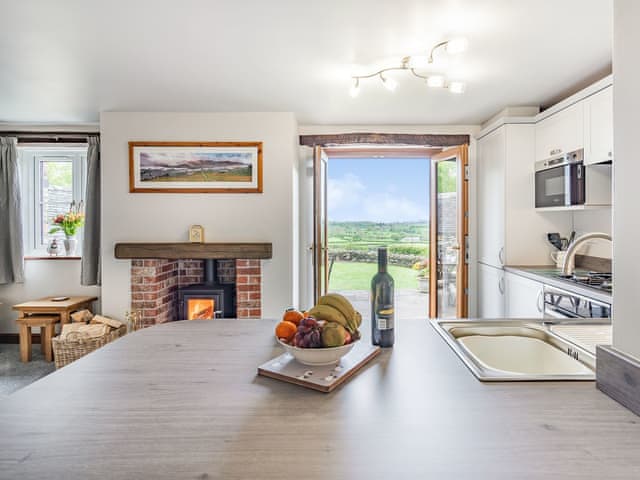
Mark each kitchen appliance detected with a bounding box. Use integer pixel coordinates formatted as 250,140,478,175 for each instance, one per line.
555,271,612,292
535,149,585,208
543,283,611,320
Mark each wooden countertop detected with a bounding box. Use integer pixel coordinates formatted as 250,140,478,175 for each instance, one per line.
1,319,639,479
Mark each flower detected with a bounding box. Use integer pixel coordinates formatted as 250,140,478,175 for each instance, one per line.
49,201,85,237
412,259,429,277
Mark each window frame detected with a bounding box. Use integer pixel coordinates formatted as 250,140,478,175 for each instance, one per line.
19,145,88,257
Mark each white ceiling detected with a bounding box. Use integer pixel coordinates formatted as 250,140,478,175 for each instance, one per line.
0,0,612,125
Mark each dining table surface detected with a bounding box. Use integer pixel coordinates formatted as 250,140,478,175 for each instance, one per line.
1,318,640,479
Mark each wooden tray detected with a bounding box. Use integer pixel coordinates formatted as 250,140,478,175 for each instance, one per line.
257,342,381,393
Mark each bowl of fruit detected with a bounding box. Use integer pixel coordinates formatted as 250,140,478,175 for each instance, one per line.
275,294,362,366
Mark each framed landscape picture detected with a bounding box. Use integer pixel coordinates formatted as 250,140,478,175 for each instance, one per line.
128,141,263,193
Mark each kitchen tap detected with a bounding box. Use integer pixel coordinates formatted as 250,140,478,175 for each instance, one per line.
562,232,613,276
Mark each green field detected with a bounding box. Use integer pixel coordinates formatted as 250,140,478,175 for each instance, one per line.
147,172,251,182
326,221,429,290
328,261,419,290
328,221,429,255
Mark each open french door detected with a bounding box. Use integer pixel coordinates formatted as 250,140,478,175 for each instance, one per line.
313,146,329,302
429,145,469,318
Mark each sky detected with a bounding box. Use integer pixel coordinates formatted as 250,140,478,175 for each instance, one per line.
328,158,430,222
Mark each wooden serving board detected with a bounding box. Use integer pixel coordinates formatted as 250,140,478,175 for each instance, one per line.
258,342,381,393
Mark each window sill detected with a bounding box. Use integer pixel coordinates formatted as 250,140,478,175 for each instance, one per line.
24,256,82,261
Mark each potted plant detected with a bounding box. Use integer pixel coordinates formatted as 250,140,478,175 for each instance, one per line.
412,259,430,293
49,201,85,256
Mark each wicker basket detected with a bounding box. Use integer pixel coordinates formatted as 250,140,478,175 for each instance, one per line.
52,325,127,369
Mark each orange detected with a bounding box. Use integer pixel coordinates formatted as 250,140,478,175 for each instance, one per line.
282,308,304,326
275,321,297,342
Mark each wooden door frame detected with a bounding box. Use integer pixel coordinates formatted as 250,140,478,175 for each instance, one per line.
313,146,329,302
429,145,469,318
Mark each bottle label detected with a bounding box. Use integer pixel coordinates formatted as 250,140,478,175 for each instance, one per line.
376,306,394,330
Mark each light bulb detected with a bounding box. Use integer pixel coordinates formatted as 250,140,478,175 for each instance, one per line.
381,75,398,92
445,37,468,55
448,81,466,94
350,79,360,98
426,75,445,88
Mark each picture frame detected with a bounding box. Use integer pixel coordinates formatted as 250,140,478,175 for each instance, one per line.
128,141,263,193
189,225,204,243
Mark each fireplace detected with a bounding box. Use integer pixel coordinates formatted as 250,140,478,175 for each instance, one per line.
130,258,262,325
178,259,235,319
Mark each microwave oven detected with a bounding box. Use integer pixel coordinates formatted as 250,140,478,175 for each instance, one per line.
535,149,585,208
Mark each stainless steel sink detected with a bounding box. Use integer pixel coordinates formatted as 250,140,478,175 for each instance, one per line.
430,319,596,381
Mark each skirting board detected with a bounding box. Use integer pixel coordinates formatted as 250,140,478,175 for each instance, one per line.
0,333,41,344
596,345,640,417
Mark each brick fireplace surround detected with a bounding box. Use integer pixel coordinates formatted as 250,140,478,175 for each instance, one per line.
130,259,262,326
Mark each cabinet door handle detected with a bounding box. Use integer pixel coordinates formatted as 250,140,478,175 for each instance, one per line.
498,277,505,295
498,247,505,266
537,290,544,313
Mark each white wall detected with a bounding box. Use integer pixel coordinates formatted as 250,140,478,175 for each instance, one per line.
298,124,480,315
612,0,640,360
572,208,613,259
0,260,100,333
100,112,299,321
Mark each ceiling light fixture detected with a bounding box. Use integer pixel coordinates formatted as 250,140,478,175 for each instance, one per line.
349,78,360,97
350,37,468,96
448,81,466,94
380,74,398,92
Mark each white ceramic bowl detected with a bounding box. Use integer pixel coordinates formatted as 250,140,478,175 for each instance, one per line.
277,338,358,366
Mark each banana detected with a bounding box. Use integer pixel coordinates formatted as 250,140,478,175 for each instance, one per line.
318,293,356,325
307,304,350,330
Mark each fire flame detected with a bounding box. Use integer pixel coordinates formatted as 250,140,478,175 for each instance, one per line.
187,299,214,320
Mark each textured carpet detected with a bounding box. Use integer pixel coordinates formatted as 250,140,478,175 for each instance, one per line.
0,343,55,398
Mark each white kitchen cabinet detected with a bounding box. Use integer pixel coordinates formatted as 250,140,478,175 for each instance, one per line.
478,263,505,318
477,123,571,267
535,101,584,162
584,86,613,165
505,272,544,318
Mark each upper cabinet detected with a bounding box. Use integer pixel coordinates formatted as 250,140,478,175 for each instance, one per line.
535,102,584,162
477,124,572,268
535,84,613,165
584,86,613,165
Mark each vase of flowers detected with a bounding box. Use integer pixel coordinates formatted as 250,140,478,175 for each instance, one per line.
49,201,85,256
412,259,430,293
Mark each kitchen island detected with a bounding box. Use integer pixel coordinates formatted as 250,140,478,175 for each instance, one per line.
0,319,638,479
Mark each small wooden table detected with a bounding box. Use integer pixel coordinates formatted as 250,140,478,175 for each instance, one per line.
12,296,98,325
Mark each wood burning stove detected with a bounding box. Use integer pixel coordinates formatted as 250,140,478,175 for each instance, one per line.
178,260,236,319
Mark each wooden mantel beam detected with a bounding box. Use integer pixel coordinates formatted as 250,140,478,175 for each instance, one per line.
114,242,273,260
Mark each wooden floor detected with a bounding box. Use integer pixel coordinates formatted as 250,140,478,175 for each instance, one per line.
0,318,639,479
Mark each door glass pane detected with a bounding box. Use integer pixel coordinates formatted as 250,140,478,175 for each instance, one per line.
39,159,73,245
435,159,458,318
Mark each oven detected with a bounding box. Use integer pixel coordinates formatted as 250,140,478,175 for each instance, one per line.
543,285,611,320
535,149,585,208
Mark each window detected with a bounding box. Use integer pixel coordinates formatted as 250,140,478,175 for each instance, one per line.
20,146,87,256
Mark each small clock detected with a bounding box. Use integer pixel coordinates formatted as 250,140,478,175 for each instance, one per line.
189,225,204,243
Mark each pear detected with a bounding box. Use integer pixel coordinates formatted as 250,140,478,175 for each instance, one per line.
321,322,348,347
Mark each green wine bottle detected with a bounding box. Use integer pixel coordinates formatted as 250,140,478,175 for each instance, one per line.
371,247,395,347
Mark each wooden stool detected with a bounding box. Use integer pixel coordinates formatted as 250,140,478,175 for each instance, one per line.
16,315,60,362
